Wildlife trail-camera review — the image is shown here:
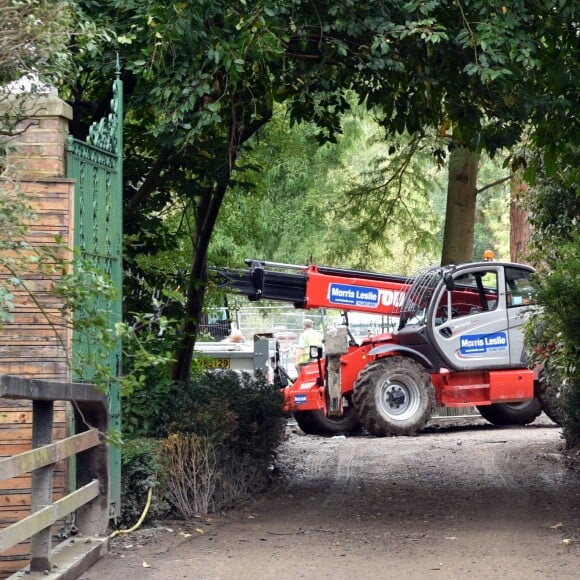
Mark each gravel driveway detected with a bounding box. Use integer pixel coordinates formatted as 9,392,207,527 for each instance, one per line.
82,416,580,580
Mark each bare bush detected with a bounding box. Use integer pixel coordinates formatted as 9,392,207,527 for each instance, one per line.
158,432,278,519
159,433,217,518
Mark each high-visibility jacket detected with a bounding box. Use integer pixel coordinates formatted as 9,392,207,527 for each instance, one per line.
297,328,323,365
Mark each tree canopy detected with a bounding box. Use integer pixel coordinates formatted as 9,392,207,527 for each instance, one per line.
210,103,444,272
1,0,73,165
60,0,578,379
0,0,72,87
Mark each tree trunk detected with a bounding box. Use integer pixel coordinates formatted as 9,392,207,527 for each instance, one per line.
509,178,532,263
441,147,481,266
170,181,228,382
169,109,273,382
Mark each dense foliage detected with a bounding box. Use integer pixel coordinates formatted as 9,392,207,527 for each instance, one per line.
0,0,72,87
525,148,580,448
1,0,74,165
121,370,286,519
119,438,169,525
210,105,444,274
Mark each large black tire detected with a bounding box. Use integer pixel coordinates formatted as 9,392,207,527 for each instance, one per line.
353,357,434,436
536,364,565,425
476,398,542,426
294,397,361,436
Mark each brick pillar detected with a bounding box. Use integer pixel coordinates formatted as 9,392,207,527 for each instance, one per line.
0,90,75,381
1,92,72,179
0,91,75,576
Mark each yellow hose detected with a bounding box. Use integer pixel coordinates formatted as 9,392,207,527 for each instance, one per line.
110,486,153,538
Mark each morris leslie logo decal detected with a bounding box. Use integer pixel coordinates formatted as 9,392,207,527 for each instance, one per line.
294,394,308,405
328,283,380,308
459,332,508,355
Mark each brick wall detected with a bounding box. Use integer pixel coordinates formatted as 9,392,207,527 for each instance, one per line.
0,92,74,577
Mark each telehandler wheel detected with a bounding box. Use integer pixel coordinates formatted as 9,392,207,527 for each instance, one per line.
536,364,565,426
353,356,434,437
293,397,362,436
476,398,542,426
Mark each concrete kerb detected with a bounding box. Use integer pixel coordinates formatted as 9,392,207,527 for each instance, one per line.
8,536,109,580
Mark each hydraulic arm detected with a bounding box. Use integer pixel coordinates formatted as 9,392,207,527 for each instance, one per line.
216,259,410,316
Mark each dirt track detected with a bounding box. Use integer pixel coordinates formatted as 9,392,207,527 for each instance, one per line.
82,417,580,579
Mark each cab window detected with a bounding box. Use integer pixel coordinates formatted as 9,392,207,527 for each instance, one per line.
505,267,535,307
436,270,498,322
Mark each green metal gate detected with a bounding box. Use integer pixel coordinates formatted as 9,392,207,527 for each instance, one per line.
66,73,123,518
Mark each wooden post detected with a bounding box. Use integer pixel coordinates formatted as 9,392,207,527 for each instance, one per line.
30,399,54,572
74,402,109,536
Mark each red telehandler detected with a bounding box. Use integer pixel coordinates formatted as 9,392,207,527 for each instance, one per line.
217,259,555,436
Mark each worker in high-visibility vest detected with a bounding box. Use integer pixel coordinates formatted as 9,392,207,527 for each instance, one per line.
295,319,323,371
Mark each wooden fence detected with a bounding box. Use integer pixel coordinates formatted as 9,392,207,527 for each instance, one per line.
0,375,109,577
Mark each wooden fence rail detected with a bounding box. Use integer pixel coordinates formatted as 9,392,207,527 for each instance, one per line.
0,375,109,577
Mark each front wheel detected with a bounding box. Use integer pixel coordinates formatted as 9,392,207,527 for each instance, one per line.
477,399,542,426
293,396,362,436
353,357,434,437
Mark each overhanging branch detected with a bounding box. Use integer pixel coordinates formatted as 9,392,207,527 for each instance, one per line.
476,175,510,195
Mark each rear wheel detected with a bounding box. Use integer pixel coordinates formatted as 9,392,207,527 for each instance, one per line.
293,396,361,435
477,399,542,426
353,357,434,437
536,364,565,425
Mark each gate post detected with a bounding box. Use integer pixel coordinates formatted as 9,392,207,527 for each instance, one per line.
0,89,76,576
1,90,73,181
0,88,75,383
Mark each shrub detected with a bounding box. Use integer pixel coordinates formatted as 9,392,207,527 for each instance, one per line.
121,370,287,519
122,368,177,438
160,370,286,516
119,438,170,526
525,236,580,448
